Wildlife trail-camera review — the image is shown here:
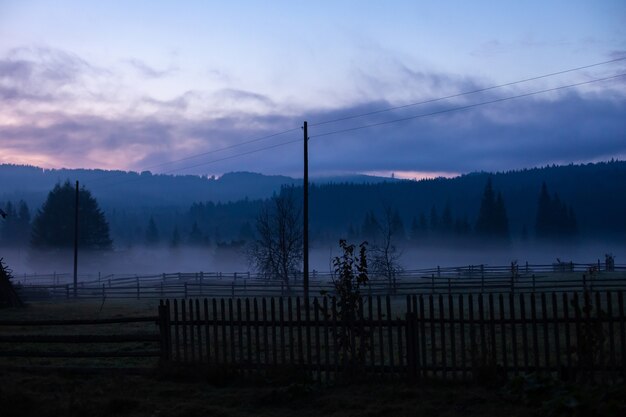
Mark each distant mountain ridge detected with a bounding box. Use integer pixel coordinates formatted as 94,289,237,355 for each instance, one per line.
0,164,400,209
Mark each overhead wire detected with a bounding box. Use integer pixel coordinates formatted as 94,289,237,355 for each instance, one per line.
87,126,301,185
310,72,626,139
92,136,302,189
88,58,626,188
309,56,626,127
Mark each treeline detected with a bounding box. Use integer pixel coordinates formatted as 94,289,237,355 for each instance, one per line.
1,160,624,250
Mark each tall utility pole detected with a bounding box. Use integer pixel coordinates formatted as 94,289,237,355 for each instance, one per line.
73,180,79,298
303,121,309,300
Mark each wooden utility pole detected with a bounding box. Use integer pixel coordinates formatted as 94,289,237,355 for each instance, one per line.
73,180,79,298
303,121,309,299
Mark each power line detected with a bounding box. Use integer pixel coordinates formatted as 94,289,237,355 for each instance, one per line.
311,73,626,139
310,56,626,127
92,137,302,189
88,61,626,188
88,126,300,184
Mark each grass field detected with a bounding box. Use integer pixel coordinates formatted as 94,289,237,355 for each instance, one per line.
0,366,540,417
1,299,626,416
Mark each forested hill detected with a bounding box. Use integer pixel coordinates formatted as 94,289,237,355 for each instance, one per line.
0,165,397,209
1,161,625,246
307,160,626,241
0,165,298,208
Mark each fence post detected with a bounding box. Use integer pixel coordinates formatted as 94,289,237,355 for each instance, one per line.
66,284,70,299
582,274,587,292
510,274,514,293
405,311,416,381
532,274,535,293
231,282,235,298
481,264,484,282
437,266,441,279
158,303,172,363
136,277,140,300
102,283,105,301
431,274,435,293
184,282,188,299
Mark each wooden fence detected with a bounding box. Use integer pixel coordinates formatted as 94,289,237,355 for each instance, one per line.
13,262,626,301
3,291,625,382
160,291,626,382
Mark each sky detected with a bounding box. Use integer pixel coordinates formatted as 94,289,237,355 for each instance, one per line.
0,0,625,180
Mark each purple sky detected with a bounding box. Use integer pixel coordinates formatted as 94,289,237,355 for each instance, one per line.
1,1,625,179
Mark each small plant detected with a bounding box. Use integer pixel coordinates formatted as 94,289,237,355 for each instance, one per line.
327,240,371,373
0,257,24,308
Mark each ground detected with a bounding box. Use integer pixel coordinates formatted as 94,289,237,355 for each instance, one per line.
0,368,540,417
1,299,625,417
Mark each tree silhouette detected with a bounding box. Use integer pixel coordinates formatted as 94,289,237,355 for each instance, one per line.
249,189,302,288
188,221,206,246
30,182,112,250
534,182,577,239
170,226,181,248
361,211,380,241
145,216,159,246
475,178,509,239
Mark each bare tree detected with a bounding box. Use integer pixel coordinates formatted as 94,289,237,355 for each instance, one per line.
249,189,303,290
370,206,403,291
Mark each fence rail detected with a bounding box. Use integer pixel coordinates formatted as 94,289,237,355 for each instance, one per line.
13,263,626,301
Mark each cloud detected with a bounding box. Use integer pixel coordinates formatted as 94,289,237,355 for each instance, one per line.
0,46,110,104
1,46,625,178
124,58,177,78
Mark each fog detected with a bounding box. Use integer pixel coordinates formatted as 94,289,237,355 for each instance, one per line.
3,240,624,280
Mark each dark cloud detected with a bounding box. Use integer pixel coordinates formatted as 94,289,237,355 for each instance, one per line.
1,46,624,177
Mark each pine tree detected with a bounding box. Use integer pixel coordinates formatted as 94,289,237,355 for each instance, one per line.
30,181,112,250
410,216,419,240
535,182,578,239
16,201,31,246
441,202,453,235
475,178,509,239
391,209,406,240
475,178,496,236
361,211,380,241
145,216,159,246
494,192,509,239
188,221,205,246
170,226,181,248
429,206,439,233
535,182,552,238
